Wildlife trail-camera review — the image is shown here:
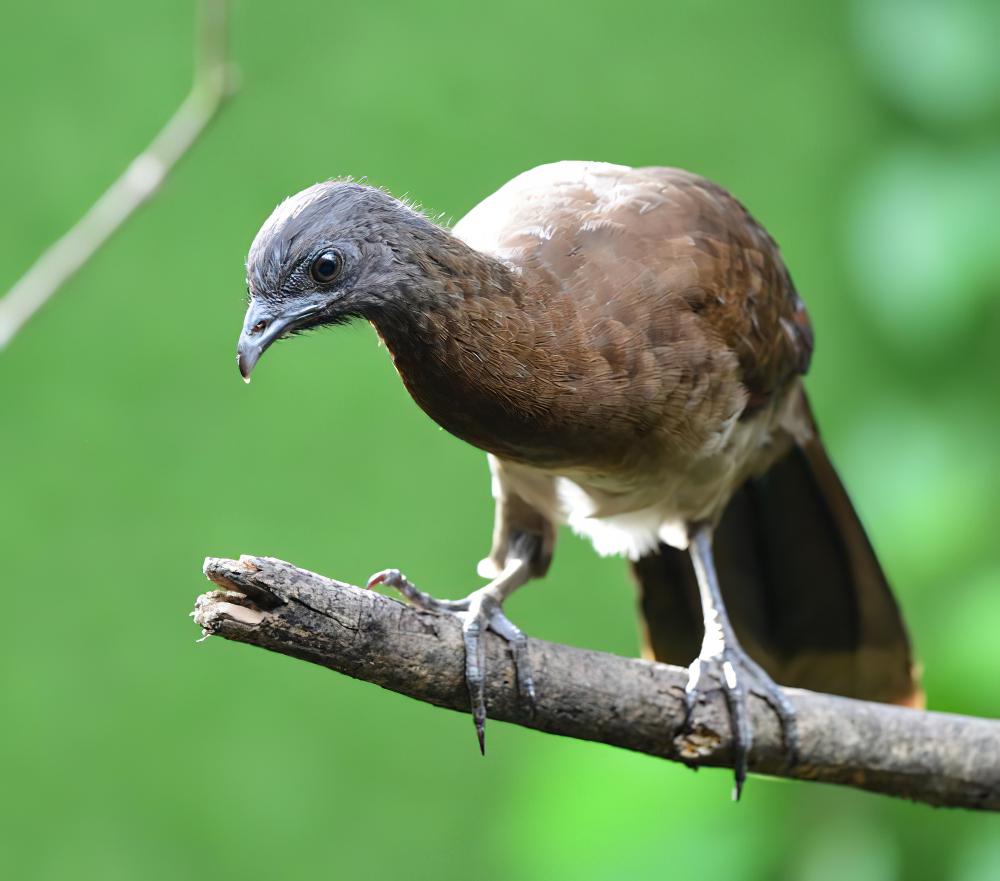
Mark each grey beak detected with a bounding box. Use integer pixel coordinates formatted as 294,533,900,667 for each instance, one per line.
237,335,265,383
237,300,320,382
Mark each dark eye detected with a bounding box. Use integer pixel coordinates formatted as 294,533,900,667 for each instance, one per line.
310,250,344,284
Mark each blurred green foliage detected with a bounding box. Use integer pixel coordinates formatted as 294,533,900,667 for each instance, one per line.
1,1,998,878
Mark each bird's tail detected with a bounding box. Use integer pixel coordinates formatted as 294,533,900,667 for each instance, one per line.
631,403,922,707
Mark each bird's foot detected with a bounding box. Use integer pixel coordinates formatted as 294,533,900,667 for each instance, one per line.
684,641,798,800
367,568,535,753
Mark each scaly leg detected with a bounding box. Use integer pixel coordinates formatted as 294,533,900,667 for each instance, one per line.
367,536,538,754
685,526,799,800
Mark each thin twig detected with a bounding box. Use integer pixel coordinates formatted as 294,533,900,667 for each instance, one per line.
0,0,234,350
193,555,1000,812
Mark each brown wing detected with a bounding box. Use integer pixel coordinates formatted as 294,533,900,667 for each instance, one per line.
455,162,814,419
639,169,814,409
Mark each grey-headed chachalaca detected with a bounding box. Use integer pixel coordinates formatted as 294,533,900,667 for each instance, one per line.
237,162,920,798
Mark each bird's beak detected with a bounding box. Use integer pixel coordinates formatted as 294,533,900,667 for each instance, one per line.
237,300,321,382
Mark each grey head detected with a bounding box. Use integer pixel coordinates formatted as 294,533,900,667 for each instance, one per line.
237,180,444,380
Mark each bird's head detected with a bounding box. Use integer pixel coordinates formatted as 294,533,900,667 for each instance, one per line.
237,180,436,381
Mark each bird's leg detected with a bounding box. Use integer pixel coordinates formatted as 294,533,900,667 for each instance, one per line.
367,533,538,754
684,526,799,800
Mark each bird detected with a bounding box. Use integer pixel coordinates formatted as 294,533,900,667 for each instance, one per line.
236,161,920,798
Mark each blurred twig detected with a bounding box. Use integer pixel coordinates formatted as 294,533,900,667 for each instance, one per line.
195,555,1000,811
0,0,234,351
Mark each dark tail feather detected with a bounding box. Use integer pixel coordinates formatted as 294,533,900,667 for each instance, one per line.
631,433,921,706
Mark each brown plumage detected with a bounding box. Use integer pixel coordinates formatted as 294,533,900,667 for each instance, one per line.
239,161,920,796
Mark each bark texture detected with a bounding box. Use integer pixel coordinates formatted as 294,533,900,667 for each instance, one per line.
194,555,1000,811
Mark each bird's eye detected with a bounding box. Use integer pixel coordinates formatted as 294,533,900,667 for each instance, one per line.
310,250,344,284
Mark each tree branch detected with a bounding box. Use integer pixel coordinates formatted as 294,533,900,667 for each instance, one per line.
194,555,1000,811
0,0,233,350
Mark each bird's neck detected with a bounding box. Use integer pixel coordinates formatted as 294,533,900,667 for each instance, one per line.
366,231,584,464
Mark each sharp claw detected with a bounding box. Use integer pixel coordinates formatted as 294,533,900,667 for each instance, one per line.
366,569,397,589
684,646,794,799
720,673,752,801
370,567,535,756
475,715,486,756
462,607,491,756
732,748,749,801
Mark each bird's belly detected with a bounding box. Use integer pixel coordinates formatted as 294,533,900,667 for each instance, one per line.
495,392,796,560
554,466,728,559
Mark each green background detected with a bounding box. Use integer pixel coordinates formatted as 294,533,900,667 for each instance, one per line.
2,0,999,878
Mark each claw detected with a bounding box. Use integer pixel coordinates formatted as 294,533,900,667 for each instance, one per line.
754,679,800,762
684,645,796,801
369,565,536,754
475,715,486,755
461,601,490,751
366,568,400,590
487,607,536,704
